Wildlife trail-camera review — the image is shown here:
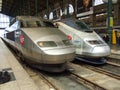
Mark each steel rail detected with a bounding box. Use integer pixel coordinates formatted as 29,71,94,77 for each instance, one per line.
69,72,107,90
84,63,120,80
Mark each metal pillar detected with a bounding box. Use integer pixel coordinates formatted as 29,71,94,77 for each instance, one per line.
107,0,113,45
35,0,38,16
66,0,70,18
46,0,49,19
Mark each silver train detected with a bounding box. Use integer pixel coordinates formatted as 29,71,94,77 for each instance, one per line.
56,18,111,64
2,16,75,72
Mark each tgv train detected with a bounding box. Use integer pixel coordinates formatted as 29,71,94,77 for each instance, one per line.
56,18,111,64
2,16,75,72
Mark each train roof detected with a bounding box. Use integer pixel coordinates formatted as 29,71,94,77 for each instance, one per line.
8,16,56,28
10,16,53,23
16,16,53,22
59,18,93,32
16,16,39,20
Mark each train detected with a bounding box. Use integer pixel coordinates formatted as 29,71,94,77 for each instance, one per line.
2,16,75,72
56,18,111,64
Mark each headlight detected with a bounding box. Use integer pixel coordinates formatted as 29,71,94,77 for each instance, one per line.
87,40,103,45
37,41,57,47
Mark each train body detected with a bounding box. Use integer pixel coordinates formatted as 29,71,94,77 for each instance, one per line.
2,16,75,72
56,18,111,64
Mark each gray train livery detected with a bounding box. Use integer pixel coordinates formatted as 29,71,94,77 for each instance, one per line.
2,16,75,72
56,18,111,65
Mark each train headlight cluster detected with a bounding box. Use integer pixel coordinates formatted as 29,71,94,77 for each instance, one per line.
87,40,103,45
37,41,57,47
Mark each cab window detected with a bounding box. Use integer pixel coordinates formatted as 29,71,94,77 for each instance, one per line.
43,21,55,27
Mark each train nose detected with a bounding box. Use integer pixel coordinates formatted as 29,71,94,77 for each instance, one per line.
42,47,75,64
44,48,75,55
91,45,111,57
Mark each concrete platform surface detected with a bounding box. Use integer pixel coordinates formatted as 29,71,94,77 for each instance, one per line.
0,39,39,90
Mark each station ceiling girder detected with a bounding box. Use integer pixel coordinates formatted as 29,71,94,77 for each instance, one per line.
1,0,60,17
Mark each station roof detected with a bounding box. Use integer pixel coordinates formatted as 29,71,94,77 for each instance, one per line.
0,0,60,17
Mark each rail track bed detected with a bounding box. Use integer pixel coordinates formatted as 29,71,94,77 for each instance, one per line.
13,53,120,90
107,54,120,64
80,62,120,79
20,60,120,90
69,62,120,90
23,63,110,90
13,52,91,90
23,63,92,90
101,61,120,75
7,45,120,90
73,59,120,79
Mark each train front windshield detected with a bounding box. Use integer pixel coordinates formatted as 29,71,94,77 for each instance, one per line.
62,18,92,32
75,21,90,30
21,21,56,28
43,21,55,27
21,21,42,27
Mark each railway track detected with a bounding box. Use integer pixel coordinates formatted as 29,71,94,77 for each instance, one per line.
15,57,107,90
12,51,120,90
82,62,120,80
7,45,120,90
21,63,93,90
41,71,91,90
13,56,120,90
98,61,120,76
15,57,120,90
68,63,120,90
107,55,120,64
69,72,106,90
24,63,111,90
14,54,91,90
22,58,120,90
73,59,120,79
23,65,59,90
26,65,108,90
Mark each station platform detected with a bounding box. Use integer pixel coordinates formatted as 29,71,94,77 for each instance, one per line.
0,38,39,90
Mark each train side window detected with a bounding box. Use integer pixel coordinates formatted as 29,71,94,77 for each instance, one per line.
87,40,103,45
75,21,90,30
